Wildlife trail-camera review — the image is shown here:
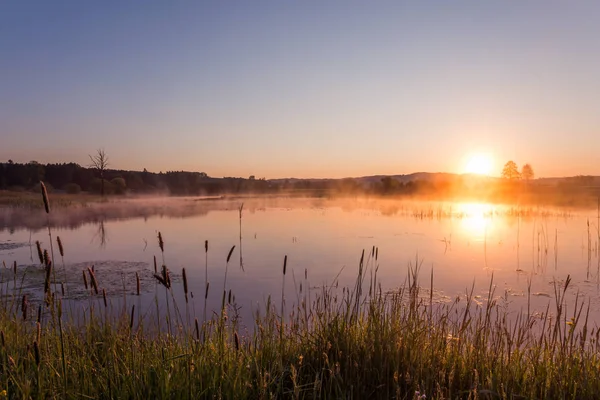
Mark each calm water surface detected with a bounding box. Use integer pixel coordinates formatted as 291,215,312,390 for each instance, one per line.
1,197,599,327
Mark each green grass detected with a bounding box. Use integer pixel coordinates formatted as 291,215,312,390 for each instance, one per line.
1,250,600,399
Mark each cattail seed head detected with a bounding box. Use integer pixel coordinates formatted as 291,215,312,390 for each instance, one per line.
228,289,232,304
57,236,64,257
153,255,157,274
40,182,50,214
160,265,171,288
205,281,210,299
182,268,188,295
227,245,235,263
102,288,107,307
61,282,65,297
158,232,164,252
22,295,28,320
205,240,208,253
43,249,50,268
37,305,42,323
153,273,167,287
82,270,88,290
88,267,99,295
36,241,44,264
33,341,41,366
283,255,287,276
43,262,52,294
195,318,200,341
136,272,140,296
130,305,135,330
13,261,17,275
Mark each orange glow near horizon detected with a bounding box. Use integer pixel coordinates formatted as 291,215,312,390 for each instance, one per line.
464,153,494,176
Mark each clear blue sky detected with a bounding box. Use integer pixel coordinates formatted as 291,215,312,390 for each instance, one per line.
1,1,599,178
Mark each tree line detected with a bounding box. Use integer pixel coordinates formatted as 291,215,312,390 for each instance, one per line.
501,160,534,181
0,159,275,195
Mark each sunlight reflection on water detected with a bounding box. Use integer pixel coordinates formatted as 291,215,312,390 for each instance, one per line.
1,196,599,327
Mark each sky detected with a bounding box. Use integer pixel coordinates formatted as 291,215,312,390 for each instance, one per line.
1,2,600,179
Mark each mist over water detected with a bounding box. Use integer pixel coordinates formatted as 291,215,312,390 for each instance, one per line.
1,196,600,327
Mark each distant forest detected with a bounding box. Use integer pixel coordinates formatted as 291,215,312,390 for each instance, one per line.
1,159,599,205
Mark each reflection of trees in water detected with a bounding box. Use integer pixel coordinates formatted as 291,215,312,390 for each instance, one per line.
91,220,108,249
0,197,578,233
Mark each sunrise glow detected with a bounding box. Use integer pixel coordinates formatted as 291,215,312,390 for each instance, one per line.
464,154,493,176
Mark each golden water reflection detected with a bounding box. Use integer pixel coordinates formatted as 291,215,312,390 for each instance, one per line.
454,202,496,242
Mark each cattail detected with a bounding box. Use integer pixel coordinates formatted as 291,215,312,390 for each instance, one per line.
194,318,200,341
22,295,28,320
205,240,208,253
37,305,42,323
305,268,307,280
82,270,88,290
130,305,135,330
234,331,240,351
61,283,65,297
36,241,44,264
182,268,188,294
283,255,287,275
102,289,107,307
153,273,168,288
160,265,171,289
153,255,157,274
57,236,64,257
136,272,140,296
205,282,210,299
158,232,164,252
43,249,50,268
36,322,41,343
228,289,232,304
182,268,188,302
227,245,235,263
376,247,379,261
88,267,99,295
13,261,17,275
33,341,41,366
44,262,52,293
40,181,50,214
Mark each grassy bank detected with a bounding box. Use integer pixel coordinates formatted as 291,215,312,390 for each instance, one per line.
2,251,600,399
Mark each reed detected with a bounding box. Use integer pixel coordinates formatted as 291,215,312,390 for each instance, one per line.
4,230,600,398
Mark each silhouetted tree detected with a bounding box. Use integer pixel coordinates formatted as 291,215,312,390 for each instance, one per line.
501,161,520,180
89,149,109,196
521,163,534,181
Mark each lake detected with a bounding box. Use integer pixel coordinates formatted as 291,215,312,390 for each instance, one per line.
1,196,599,328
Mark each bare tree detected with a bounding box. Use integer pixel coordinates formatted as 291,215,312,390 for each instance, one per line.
89,148,109,196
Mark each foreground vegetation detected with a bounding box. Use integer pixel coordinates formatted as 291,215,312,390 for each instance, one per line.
2,183,600,399
2,248,600,399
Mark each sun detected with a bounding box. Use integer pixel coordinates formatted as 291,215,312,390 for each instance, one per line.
464,153,493,175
